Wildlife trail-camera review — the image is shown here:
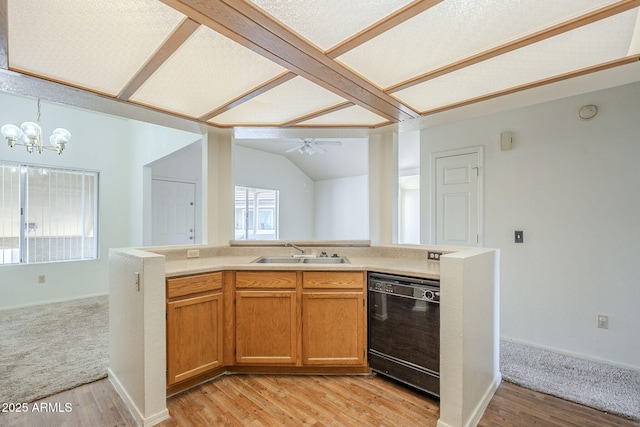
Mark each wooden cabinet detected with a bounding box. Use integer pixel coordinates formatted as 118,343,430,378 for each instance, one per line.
166,269,367,385
302,272,366,366
235,271,298,365
166,272,223,386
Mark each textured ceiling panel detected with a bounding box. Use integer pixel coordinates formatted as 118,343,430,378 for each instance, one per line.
7,0,185,96
337,0,620,89
209,77,348,125
248,0,412,50
298,105,389,127
131,26,287,118
392,10,637,112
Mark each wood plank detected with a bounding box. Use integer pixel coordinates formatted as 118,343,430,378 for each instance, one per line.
2,376,638,426
479,381,640,427
280,101,354,127
387,0,640,93
200,71,297,121
118,17,200,100
159,0,419,122
414,55,640,116
326,0,443,58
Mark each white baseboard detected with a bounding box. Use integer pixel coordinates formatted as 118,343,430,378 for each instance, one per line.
0,292,108,311
108,369,170,427
465,373,502,427
436,373,502,427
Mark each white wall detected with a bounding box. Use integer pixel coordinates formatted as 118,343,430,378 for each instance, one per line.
399,187,420,244
108,248,168,426
233,145,314,240
420,81,640,369
314,175,369,240
0,94,134,309
128,120,201,246
0,92,201,309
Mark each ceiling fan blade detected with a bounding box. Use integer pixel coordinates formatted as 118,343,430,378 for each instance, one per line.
286,144,304,153
314,141,342,147
312,144,326,154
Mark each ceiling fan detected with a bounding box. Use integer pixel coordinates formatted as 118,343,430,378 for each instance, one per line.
285,138,342,155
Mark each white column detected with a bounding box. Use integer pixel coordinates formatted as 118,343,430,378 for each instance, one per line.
202,131,233,245
368,131,398,245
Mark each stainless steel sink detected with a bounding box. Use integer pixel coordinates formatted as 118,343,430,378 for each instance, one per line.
251,256,303,263
302,257,350,264
250,256,350,264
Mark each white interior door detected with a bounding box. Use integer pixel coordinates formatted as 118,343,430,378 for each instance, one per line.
434,150,481,247
152,179,195,246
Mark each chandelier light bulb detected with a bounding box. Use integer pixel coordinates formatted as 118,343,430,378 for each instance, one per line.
50,128,71,146
20,121,42,143
1,124,24,147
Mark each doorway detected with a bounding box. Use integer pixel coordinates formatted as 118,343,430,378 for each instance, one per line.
432,147,483,247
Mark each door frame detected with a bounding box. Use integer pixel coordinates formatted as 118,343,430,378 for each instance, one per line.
430,146,484,247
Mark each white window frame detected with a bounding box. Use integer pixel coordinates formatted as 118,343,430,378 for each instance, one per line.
0,161,99,265
234,186,279,240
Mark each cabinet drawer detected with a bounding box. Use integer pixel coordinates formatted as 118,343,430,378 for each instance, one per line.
167,272,223,299
236,271,297,289
302,271,365,289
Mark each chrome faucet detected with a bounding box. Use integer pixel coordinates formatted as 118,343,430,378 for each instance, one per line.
284,242,306,255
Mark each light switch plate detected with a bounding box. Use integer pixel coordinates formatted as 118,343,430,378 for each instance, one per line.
500,131,513,151
515,230,524,243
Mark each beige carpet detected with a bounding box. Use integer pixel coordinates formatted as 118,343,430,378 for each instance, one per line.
0,296,108,403
501,340,640,421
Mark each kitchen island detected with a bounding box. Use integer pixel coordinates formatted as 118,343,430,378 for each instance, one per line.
109,242,499,427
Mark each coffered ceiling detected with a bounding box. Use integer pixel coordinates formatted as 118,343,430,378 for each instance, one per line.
2,0,639,130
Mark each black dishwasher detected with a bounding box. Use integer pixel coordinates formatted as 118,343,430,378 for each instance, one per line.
367,272,440,397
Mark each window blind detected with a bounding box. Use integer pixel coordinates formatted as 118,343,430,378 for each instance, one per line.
0,162,98,265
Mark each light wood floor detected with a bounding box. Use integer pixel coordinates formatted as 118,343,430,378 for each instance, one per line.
0,375,637,427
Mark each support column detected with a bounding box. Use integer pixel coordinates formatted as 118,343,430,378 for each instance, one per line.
202,131,233,245
368,131,398,245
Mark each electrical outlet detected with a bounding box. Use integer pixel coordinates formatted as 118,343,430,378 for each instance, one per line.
597,315,608,329
38,275,46,284
428,251,442,261
186,249,200,258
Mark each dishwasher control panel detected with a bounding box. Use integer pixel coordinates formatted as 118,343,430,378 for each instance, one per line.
368,273,440,303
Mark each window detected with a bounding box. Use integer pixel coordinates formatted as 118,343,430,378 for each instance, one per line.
0,162,99,265
234,186,278,240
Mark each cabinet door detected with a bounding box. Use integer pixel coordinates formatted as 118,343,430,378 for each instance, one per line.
302,291,365,365
235,290,298,364
167,293,223,385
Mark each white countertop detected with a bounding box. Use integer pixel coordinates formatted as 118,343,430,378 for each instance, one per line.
153,243,443,280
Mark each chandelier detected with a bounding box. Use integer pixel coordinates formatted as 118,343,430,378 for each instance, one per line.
1,99,71,155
